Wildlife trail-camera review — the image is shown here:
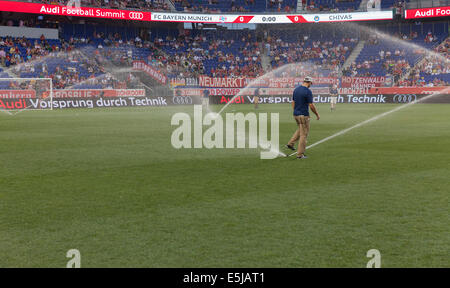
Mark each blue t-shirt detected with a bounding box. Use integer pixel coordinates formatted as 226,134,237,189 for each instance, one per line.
292,85,313,116
203,89,210,98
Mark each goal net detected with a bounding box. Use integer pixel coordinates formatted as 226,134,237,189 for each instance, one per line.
0,78,53,114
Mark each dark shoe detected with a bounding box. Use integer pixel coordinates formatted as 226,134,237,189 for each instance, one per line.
297,155,308,159
285,144,295,151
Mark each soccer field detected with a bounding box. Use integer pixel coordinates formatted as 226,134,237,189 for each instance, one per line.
0,103,449,267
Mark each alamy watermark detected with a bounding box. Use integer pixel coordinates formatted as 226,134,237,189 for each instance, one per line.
171,105,280,159
366,249,381,268
66,249,81,268
62,247,380,267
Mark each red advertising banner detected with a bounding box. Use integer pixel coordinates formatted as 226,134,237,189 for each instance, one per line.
133,61,167,85
0,1,151,21
0,90,36,99
175,87,329,97
193,76,338,88
268,77,337,88
175,89,203,97
175,88,252,97
169,77,199,87
53,89,145,98
1,89,145,99
342,77,385,89
338,87,370,95
405,6,450,19
199,76,249,88
176,88,254,96
368,86,450,95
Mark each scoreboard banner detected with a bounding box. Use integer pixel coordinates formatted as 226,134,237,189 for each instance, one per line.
405,6,450,19
150,11,393,24
0,1,393,23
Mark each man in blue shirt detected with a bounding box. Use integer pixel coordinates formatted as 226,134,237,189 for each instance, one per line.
286,77,320,159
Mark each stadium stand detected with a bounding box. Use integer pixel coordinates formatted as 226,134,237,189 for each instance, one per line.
174,0,266,13
381,0,408,10
349,22,449,84
402,37,450,87
304,0,361,12
266,28,358,79
152,29,264,78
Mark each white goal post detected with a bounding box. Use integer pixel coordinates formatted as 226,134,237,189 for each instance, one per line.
0,78,53,113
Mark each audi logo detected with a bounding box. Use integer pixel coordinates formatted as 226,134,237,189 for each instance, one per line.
393,94,417,103
129,12,144,20
172,96,193,105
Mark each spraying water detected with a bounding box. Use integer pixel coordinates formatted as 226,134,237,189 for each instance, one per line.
283,25,450,156
218,24,449,116
211,23,449,158
216,62,320,115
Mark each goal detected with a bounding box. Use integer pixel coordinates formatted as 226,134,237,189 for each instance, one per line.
0,78,53,114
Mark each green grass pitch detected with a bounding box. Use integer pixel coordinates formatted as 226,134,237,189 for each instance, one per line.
0,103,449,267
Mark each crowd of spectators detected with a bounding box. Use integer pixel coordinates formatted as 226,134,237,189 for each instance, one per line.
0,35,71,67
174,0,261,13
401,38,450,87
0,34,127,89
391,0,406,10
267,0,296,13
343,48,412,78
304,0,360,12
398,74,448,87
149,30,264,78
346,32,443,81
268,34,357,77
0,18,58,29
